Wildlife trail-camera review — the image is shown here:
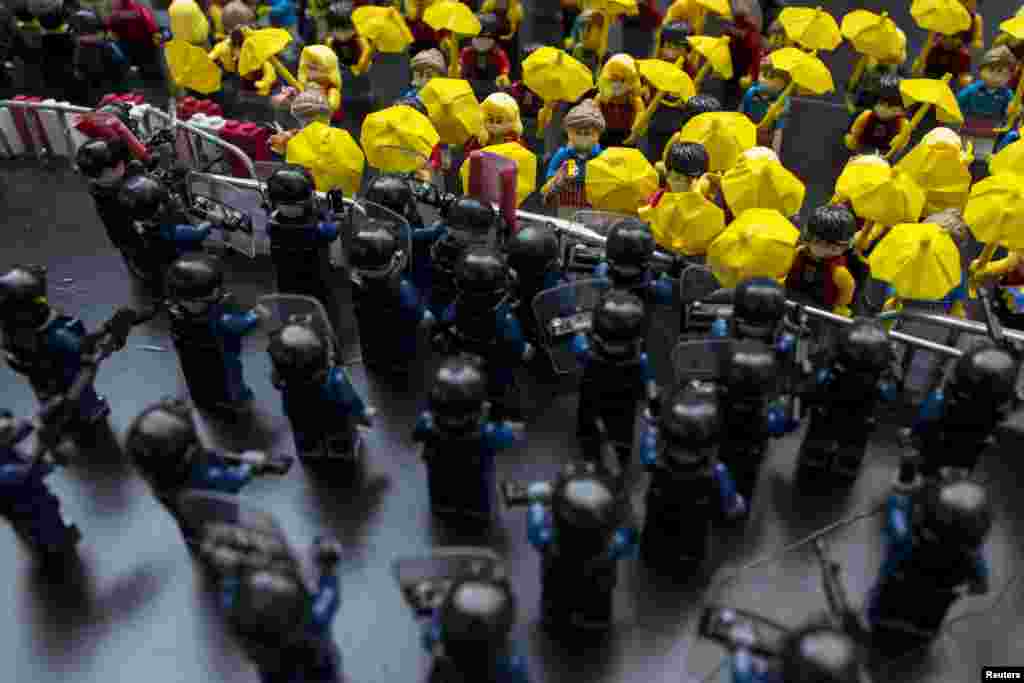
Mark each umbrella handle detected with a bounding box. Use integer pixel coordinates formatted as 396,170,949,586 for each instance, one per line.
757,81,796,131
969,242,1000,298
269,56,301,90
693,60,712,91
996,78,1024,132
626,91,667,145
911,31,934,76
853,221,875,257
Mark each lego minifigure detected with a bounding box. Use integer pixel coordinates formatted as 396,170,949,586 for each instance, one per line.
797,318,896,483
845,28,907,115
364,174,427,231
722,3,764,106
264,165,340,311
209,7,277,96
909,345,1017,480
479,0,522,62
565,9,608,71
571,291,659,472
503,224,567,342
107,0,161,78
275,45,344,121
646,140,712,209
76,139,148,269
722,623,863,683
433,247,533,420
404,0,441,56
464,92,524,155
348,219,433,375
972,246,1024,327
541,99,605,219
661,0,706,37
29,0,75,90
70,9,128,108
763,18,792,52
916,31,973,89
322,1,372,77
401,47,447,101
413,356,520,524
593,218,675,330
710,277,795,360
740,57,790,154
419,196,497,316
957,46,1018,160
168,0,210,46
784,204,858,317
867,478,991,654
459,13,511,95
637,386,746,574
422,576,529,683
656,92,723,174
269,85,333,157
896,127,972,217
267,321,374,468
503,43,544,126
164,255,264,416
526,463,637,633
593,53,645,148
642,21,698,161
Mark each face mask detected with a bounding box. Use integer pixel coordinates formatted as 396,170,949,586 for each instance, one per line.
609,81,627,97
472,37,494,52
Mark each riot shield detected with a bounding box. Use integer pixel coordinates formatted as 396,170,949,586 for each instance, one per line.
698,605,789,660
571,210,636,237
531,278,608,375
672,338,732,387
392,547,505,617
346,198,413,274
887,304,960,397
680,265,726,336
185,171,257,257
256,294,338,365
564,210,634,272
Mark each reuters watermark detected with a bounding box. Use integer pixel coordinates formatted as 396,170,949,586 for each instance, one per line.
984,668,1024,680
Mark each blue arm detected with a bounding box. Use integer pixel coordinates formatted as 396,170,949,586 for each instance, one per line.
711,317,729,338
651,275,675,306
638,422,658,466
502,651,531,683
912,390,944,438
310,573,341,631
170,222,212,244
500,312,528,360
609,526,638,560
0,463,39,486
485,421,520,450
413,411,435,442
414,221,447,243
327,368,367,419
317,221,339,242
885,493,912,543
776,332,795,355
109,41,126,65
592,261,610,281
218,309,261,337
399,278,430,323
421,613,442,654
955,82,979,112
191,455,255,494
220,575,240,613
970,551,991,594
527,502,553,550
739,87,757,117
731,649,758,683
570,332,590,361
713,461,747,518
545,147,570,180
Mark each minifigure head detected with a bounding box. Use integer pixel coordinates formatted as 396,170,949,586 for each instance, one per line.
410,48,446,89
472,13,500,52
924,208,970,247
835,318,890,379
803,204,856,260
325,0,356,40
481,92,523,141
504,224,559,282
70,8,102,33
873,73,904,121
661,386,720,466
222,0,255,39
765,19,789,51
948,344,1017,408
605,217,655,281
230,568,310,655
28,0,64,30
781,626,862,683
723,339,777,398
919,480,992,551
267,323,330,387
665,141,709,193
76,139,126,187
124,398,201,492
680,93,723,130
429,355,488,431
598,53,641,100
658,20,692,62
119,174,171,227
290,84,333,127
299,44,341,89
733,277,786,341
552,469,619,557
578,9,604,31
166,254,226,315
439,578,516,662
725,0,763,35
455,247,512,310
0,264,49,328
591,291,646,359
757,59,790,95
349,220,406,279
563,99,605,154
979,45,1017,89
446,197,496,241
198,522,294,579
266,165,316,217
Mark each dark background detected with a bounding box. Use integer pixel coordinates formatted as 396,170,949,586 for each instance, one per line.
2,1,1024,681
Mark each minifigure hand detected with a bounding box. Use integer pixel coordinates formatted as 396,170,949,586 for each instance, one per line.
889,131,911,154
419,309,436,329
496,74,511,88
844,94,856,115
361,406,377,426
843,133,858,151
726,495,748,520
739,75,752,91
250,304,272,322
1009,101,1020,119
834,305,852,318
522,342,535,362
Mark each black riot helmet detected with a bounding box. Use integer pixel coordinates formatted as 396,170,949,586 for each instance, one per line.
665,141,709,178
661,386,720,459
660,20,693,47
552,469,618,557
476,12,500,39
439,578,516,655
781,626,862,683
76,139,120,178
124,399,202,492
230,568,310,648
455,247,510,307
920,479,992,550
70,7,102,33
166,254,225,307
10,0,33,22
504,224,559,280
266,165,316,207
0,264,50,328
324,0,354,29
349,221,404,278
804,204,857,245
364,174,415,216
835,318,890,374
733,277,786,341
267,323,330,386
591,291,646,358
118,174,170,223
446,197,496,237
28,0,63,29
724,339,777,397
680,94,723,129
605,217,655,281
948,345,1017,406
428,356,488,431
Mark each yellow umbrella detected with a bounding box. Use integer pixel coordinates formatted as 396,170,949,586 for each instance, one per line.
625,58,696,145
689,35,733,85
964,173,1024,248
868,221,962,300
424,0,481,35
239,27,300,89
352,6,414,53
1000,14,1024,40
882,74,963,160
834,159,925,226
587,0,638,17
696,0,731,19
706,209,800,288
285,122,365,196
522,47,594,102
638,190,726,256
459,142,537,207
418,78,483,146
164,39,222,94
585,147,659,214
721,156,805,217
988,138,1024,176
840,9,905,61
767,47,834,95
361,105,440,173
895,136,972,214
678,112,757,171
910,0,971,34
778,6,842,52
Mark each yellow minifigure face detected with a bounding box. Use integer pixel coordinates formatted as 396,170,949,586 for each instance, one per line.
982,63,1014,89
485,111,513,135
807,239,848,260
607,77,629,97
666,170,693,193
568,125,600,154
412,66,441,89
759,69,787,94
873,100,904,121
305,61,328,82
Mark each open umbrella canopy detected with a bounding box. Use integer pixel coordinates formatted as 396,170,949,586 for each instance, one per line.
165,38,221,94
459,142,537,206
696,0,731,19
868,221,962,300
238,27,292,75
840,9,906,61
677,112,756,171
964,173,1024,248
688,35,734,80
286,122,365,196
639,190,726,256
522,47,593,102
834,156,925,225
423,0,481,35
988,138,1024,176
352,5,414,53
636,59,695,99
721,156,805,217
767,47,834,94
585,147,659,214
587,0,638,17
707,209,800,288
910,0,972,34
418,78,483,146
778,6,842,52
1000,14,1024,40
895,135,972,213
361,105,440,173
900,77,963,124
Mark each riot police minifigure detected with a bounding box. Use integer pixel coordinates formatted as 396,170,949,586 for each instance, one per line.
0,265,110,429
267,322,373,469
909,344,1018,480
422,197,498,318
571,291,659,475
637,386,746,575
423,576,529,683
414,357,521,525
434,247,532,421
0,410,81,562
866,478,991,654
504,224,567,343
797,319,897,483
348,220,433,376
526,463,637,633
78,139,147,275
364,173,426,230
265,165,340,311
165,255,264,415
711,277,794,351
117,174,212,290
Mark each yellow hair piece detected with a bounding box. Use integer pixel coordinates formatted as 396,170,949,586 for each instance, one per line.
481,92,524,138
597,53,641,100
299,45,342,90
